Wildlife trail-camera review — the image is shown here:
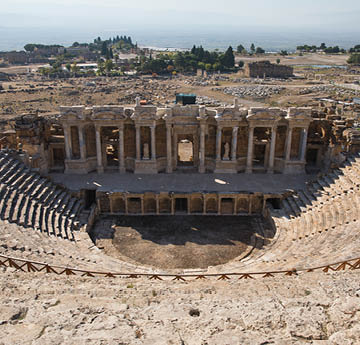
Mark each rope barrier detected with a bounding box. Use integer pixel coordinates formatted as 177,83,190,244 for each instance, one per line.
0,254,359,281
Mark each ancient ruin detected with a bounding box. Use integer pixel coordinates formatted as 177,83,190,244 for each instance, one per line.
244,60,294,78
1,83,360,344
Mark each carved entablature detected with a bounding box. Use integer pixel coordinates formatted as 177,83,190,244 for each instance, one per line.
286,107,312,128
247,107,285,127
59,106,87,122
164,105,201,124
92,106,126,121
131,106,158,121
215,106,248,125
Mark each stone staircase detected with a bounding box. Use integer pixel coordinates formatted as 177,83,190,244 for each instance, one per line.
227,154,360,273
0,150,86,241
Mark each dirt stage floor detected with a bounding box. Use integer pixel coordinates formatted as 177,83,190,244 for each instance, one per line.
92,215,267,269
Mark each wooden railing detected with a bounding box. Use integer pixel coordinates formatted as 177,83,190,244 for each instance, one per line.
1,254,359,281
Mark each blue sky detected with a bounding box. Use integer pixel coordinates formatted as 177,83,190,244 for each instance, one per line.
1,0,360,32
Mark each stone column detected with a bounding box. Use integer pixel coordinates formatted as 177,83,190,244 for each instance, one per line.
95,126,103,173
156,195,160,215
231,126,239,161
203,196,207,215
268,126,277,173
245,126,254,173
171,196,175,215
78,125,86,160
199,124,206,173
135,125,141,160
63,125,72,160
118,125,125,173
150,125,156,161
216,126,222,161
166,124,172,173
299,127,308,161
124,197,128,215
285,126,293,161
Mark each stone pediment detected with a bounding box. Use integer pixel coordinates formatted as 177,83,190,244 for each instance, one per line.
216,107,248,121
171,105,199,118
59,106,86,121
92,106,126,120
247,107,285,123
286,107,312,119
131,106,158,121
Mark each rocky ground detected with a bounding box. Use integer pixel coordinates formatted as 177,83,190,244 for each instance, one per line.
0,268,359,345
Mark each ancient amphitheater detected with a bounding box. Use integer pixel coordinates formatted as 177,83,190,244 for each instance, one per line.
1,99,360,344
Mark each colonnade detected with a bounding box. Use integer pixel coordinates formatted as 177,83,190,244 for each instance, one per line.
62,122,310,174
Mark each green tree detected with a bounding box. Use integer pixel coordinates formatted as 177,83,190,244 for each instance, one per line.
255,47,265,54
105,59,114,72
250,43,255,54
348,53,360,64
276,58,280,64
222,46,235,68
237,44,246,53
101,42,108,56
280,50,288,56
205,63,212,71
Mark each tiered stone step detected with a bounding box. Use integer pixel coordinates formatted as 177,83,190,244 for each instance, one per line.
0,150,86,241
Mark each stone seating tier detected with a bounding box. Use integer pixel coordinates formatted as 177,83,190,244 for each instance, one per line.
0,151,86,241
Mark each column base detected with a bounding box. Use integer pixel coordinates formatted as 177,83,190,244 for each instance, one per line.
134,159,158,174
97,166,104,174
199,165,205,173
118,166,126,173
166,166,173,173
245,167,252,174
267,168,274,174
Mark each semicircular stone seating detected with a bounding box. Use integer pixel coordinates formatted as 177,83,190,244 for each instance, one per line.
1,148,360,276
224,154,360,274
0,150,86,241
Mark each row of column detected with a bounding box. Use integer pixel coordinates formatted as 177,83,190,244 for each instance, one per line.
135,125,156,161
95,125,125,173
215,126,239,161
110,195,256,215
245,125,308,173
64,123,309,174
63,125,86,161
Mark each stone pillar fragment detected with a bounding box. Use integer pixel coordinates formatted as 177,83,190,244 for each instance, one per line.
78,125,86,160
150,125,156,161
199,124,206,173
63,125,72,160
95,126,103,173
216,126,222,161
166,124,172,173
231,126,239,161
268,126,277,173
285,127,293,161
299,128,308,161
118,125,125,173
135,125,141,160
245,126,254,173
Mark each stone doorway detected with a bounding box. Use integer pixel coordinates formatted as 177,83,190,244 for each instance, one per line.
253,143,267,168
177,138,194,167
175,198,188,214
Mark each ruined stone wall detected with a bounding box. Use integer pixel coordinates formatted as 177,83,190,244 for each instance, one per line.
155,124,166,158
245,61,293,78
124,124,135,159
275,126,287,158
237,127,248,157
205,125,216,158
